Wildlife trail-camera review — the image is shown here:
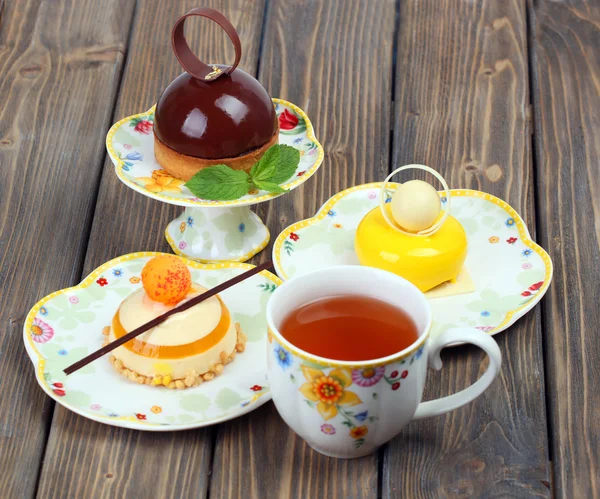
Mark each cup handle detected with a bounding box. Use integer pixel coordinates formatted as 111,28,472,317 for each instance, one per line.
412,328,502,421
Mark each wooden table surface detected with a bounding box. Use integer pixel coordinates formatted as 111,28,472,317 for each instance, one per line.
1,0,598,497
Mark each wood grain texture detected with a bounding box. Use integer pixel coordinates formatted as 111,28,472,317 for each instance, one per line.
210,0,394,497
0,0,134,496
383,0,551,497
35,1,266,497
529,0,600,496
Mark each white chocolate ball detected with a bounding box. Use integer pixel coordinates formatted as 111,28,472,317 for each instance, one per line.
390,180,441,232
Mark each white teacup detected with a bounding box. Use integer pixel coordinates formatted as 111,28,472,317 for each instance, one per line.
266,266,502,459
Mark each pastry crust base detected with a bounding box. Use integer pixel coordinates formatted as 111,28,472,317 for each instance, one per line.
103,323,247,389
154,125,279,182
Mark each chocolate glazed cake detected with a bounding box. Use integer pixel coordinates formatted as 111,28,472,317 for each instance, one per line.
154,8,278,181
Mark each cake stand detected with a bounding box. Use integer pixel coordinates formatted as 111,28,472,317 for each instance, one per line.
106,99,324,263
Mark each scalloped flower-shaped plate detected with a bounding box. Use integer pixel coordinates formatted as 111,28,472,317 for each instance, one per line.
273,183,553,338
106,99,324,208
24,252,281,431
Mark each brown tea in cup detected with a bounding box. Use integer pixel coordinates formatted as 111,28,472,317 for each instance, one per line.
279,295,418,361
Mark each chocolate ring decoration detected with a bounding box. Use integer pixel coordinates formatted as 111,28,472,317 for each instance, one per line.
171,7,241,82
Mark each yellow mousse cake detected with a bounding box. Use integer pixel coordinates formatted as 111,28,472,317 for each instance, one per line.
104,255,245,388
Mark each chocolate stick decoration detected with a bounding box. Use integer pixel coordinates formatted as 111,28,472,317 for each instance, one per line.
64,261,274,375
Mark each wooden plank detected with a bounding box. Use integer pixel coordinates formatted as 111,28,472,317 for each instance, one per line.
0,0,134,497
383,0,551,497
209,0,395,497
35,1,266,497
529,1,600,496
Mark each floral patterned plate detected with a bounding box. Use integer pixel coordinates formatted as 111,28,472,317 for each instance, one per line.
23,252,281,431
106,99,324,208
273,183,553,339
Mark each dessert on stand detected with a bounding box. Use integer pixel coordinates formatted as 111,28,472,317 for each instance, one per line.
106,8,323,263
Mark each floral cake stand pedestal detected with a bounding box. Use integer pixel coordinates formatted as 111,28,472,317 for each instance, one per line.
106,99,324,263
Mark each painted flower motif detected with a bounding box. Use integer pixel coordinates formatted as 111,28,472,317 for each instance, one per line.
112,268,124,278
138,170,184,193
240,400,251,407
321,424,336,435
58,349,68,356
475,326,494,332
274,345,293,370
97,277,108,286
441,196,447,204
124,144,132,150
31,318,54,343
415,346,424,359
187,216,194,227
368,191,377,200
151,406,162,414
351,367,385,387
507,237,518,244
401,370,408,379
239,223,246,233
108,413,119,418
522,249,532,257
489,236,499,244
90,404,101,411
180,222,186,233
39,306,48,316
135,413,147,420
299,365,362,421
530,281,544,291
334,223,343,229
349,425,369,439
385,197,392,204
523,281,544,297
522,263,532,269
481,310,491,317
131,118,153,134
354,411,369,423
297,171,306,177
125,151,143,161
390,370,398,378
51,382,65,397
289,232,299,242
249,189,259,195
391,382,400,391
129,276,141,284
250,385,263,392
179,241,187,250
293,137,303,144
69,296,79,304
505,217,515,227
279,109,299,130
327,210,337,218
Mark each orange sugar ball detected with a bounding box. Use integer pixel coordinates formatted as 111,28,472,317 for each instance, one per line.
141,255,192,305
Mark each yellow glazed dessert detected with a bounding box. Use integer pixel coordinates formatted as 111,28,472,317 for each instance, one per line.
105,255,245,388
355,166,468,293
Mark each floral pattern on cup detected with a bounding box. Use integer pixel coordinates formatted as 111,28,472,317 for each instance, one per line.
352,367,385,387
274,344,293,370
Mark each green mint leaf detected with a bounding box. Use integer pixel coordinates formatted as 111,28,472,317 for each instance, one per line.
269,144,300,184
185,165,251,201
252,179,287,194
250,145,280,182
